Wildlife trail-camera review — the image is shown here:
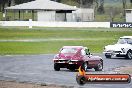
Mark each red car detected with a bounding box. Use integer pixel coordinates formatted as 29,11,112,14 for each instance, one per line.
53,46,103,71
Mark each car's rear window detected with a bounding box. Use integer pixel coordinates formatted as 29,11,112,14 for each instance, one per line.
60,48,78,54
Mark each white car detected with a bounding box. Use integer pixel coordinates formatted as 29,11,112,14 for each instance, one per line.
103,36,132,59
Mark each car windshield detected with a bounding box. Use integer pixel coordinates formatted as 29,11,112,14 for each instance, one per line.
60,48,77,54
117,38,132,44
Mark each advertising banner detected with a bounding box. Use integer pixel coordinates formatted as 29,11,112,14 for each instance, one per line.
110,22,132,28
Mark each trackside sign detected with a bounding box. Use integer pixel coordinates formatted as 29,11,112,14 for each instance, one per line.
110,22,132,28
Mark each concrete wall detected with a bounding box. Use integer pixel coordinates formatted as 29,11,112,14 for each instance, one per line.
37,11,55,21
36,8,94,22
66,13,74,22
126,10,132,22
0,21,110,28
55,13,65,21
73,8,94,22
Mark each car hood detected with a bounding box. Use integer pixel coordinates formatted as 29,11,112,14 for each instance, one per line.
105,44,130,51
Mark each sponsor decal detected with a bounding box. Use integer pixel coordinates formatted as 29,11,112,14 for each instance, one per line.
76,66,131,85
110,22,132,28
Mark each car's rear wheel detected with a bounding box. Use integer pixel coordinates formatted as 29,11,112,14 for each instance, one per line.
94,62,103,71
126,50,132,59
54,63,60,71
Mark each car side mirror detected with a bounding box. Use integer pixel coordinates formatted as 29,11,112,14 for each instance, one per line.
86,53,88,55
86,52,90,55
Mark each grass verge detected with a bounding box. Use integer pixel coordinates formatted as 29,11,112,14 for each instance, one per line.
0,27,131,55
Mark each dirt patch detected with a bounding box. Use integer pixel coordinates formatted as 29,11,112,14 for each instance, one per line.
0,80,73,88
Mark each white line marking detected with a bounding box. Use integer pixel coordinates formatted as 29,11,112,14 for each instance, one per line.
0,38,114,42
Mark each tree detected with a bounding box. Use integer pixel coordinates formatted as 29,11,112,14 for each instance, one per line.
130,0,132,6
77,0,93,8
14,0,34,4
0,0,34,12
94,0,99,9
1,0,8,12
108,7,121,22
97,0,104,14
122,0,126,16
51,0,61,2
14,0,26,4
82,0,93,8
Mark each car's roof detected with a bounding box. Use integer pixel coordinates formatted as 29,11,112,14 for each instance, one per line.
63,46,83,48
120,36,132,39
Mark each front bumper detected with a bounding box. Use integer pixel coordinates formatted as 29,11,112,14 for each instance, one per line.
103,51,126,57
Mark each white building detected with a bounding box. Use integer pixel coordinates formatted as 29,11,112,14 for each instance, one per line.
5,0,77,21
125,9,132,22
5,0,94,22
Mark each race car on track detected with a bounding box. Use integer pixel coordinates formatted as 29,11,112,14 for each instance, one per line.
53,46,103,71
103,36,132,59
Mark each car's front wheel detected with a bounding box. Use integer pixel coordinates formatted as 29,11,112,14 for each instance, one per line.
54,63,60,71
126,50,132,59
94,62,103,71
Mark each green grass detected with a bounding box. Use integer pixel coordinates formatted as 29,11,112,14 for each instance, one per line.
0,27,131,55
95,14,110,22
0,40,113,55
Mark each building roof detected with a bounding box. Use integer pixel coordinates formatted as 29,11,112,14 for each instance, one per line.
5,0,77,11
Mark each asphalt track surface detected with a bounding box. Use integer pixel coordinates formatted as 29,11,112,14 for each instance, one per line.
0,54,132,88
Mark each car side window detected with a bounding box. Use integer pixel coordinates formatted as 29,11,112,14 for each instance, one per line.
81,49,86,55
